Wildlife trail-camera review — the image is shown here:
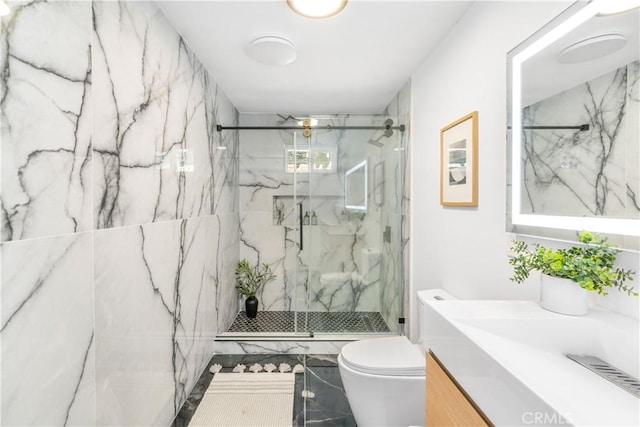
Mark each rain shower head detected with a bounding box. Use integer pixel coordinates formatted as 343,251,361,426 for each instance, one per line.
368,139,384,147
368,119,395,147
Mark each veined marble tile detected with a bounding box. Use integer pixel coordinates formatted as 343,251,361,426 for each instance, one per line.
625,61,640,217
1,233,94,426
213,213,240,333
1,1,92,242
213,340,347,355
239,211,290,311
523,61,640,218
239,155,294,214
238,121,295,214
305,365,356,426
212,100,239,215
94,216,217,426
304,227,381,313
1,1,239,426
92,0,237,229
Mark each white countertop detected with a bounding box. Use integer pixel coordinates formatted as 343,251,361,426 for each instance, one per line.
424,300,640,427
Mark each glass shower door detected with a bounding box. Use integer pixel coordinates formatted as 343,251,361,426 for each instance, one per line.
303,116,404,336
289,129,311,335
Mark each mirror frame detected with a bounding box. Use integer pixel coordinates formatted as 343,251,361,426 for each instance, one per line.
507,0,640,238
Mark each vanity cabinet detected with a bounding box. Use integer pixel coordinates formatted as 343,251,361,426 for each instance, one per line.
426,351,490,427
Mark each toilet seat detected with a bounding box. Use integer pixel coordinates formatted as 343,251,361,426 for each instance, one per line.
340,336,425,376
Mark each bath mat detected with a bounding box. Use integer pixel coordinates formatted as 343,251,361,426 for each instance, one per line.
188,372,295,426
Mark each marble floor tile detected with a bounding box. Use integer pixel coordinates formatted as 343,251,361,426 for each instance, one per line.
305,366,357,426
173,354,355,427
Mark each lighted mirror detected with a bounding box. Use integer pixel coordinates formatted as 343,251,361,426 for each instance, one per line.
507,0,640,238
345,159,367,211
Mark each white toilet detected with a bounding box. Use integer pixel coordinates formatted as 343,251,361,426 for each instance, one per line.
338,289,457,427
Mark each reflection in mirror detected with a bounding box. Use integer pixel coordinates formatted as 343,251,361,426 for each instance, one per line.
508,0,640,237
345,159,367,211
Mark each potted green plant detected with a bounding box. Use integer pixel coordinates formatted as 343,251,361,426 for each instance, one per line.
509,231,636,315
235,259,275,319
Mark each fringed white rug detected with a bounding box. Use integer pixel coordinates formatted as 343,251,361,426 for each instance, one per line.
188,373,295,426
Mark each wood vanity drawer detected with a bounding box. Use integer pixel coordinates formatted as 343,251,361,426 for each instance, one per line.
426,351,491,427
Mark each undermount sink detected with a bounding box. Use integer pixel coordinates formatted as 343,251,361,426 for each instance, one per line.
423,301,640,426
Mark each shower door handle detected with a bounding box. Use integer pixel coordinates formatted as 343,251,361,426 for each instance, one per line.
298,203,303,251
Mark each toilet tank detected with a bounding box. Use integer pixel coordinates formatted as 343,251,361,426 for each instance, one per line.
416,289,457,348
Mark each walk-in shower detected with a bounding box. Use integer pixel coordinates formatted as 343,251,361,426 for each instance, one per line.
217,113,408,338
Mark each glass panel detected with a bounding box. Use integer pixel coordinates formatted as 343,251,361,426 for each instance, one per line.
292,130,310,335
301,116,404,335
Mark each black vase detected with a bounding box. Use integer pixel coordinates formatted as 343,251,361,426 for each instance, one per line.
245,296,259,319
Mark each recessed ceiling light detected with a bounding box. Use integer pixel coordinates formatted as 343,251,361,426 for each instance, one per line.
287,0,348,19
558,33,627,64
246,35,297,66
595,0,640,16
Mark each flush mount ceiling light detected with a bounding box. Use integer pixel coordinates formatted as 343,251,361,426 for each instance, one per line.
247,35,297,66
287,0,348,19
595,0,640,16
558,33,627,64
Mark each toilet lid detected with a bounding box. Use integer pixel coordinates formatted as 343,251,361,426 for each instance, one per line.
340,336,425,376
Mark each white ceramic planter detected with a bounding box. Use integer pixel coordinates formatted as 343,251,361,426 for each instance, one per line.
540,274,589,316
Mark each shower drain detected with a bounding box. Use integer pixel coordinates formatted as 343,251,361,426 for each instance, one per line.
566,354,640,398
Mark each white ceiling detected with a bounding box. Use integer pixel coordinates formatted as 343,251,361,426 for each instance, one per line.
521,7,640,106
157,0,474,114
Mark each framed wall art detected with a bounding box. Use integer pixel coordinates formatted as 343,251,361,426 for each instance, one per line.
440,111,478,206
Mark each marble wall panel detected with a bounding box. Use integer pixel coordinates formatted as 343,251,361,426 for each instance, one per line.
213,340,346,355
92,0,237,229
1,233,95,426
94,216,219,425
1,1,239,425
212,213,241,333
239,211,291,311
1,1,92,242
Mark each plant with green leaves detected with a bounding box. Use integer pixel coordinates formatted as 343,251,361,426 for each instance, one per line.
235,259,276,298
509,231,637,296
